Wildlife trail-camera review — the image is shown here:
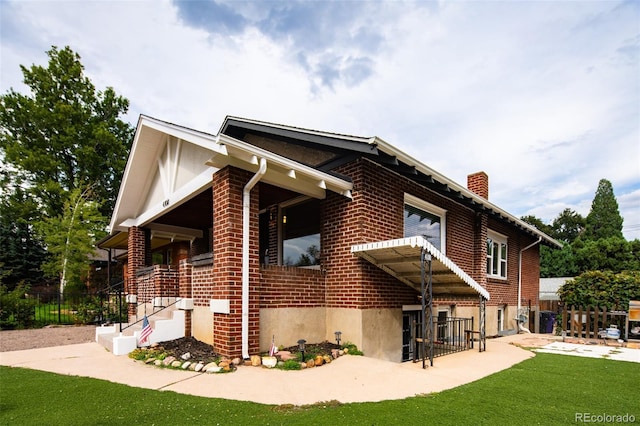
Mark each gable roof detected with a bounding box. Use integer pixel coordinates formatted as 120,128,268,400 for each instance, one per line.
107,115,353,236
220,116,562,248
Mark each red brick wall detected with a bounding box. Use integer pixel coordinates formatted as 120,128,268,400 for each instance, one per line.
211,166,260,358
259,265,325,308
136,265,179,302
192,262,213,306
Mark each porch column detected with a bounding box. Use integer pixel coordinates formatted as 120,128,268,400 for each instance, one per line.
179,259,193,337
127,226,147,318
211,166,261,358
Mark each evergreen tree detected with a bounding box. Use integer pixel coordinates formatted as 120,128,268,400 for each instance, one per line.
551,208,585,243
584,179,624,241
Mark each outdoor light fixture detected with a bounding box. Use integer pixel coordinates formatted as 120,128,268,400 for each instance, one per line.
334,331,342,346
297,339,306,362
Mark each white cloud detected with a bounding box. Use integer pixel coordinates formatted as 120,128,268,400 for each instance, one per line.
1,0,638,239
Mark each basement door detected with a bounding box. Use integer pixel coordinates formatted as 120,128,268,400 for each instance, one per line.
402,311,420,362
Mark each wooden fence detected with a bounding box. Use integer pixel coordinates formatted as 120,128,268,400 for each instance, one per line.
559,305,628,340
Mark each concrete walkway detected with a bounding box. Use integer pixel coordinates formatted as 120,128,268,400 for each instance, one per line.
0,336,535,405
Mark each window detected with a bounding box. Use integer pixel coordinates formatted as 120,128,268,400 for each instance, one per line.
281,198,321,267
487,230,507,279
404,194,446,251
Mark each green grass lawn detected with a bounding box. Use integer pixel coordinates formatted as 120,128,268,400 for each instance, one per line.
1,353,638,425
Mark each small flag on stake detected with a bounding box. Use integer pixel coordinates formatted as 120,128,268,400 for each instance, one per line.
139,315,153,345
269,335,276,356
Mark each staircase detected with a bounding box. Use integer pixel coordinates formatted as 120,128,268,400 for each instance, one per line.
95,306,186,356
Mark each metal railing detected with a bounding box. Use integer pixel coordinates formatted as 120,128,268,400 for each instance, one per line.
413,317,474,361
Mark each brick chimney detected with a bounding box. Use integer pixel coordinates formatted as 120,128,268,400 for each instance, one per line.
467,171,489,199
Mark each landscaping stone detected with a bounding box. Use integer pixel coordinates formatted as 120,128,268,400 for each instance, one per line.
202,362,218,372
323,355,332,364
154,359,162,366
231,357,242,366
306,359,315,368
171,360,182,368
162,356,176,366
181,361,191,369
250,355,262,366
276,351,295,361
314,355,324,366
206,366,222,373
181,352,191,360
194,363,204,372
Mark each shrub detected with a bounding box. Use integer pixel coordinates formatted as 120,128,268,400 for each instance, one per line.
341,342,363,356
279,359,302,371
0,283,36,329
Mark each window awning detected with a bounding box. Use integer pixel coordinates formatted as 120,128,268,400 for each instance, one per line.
351,236,490,300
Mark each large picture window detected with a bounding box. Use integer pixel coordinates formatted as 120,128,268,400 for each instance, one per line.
487,230,507,279
404,194,446,252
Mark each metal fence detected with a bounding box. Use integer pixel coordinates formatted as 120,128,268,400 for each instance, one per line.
29,282,126,326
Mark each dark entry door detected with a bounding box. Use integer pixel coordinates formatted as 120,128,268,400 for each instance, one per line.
402,311,419,361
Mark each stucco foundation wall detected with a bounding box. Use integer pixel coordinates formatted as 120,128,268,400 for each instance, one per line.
191,306,213,345
456,305,518,337
326,307,402,363
260,307,326,351
361,308,403,362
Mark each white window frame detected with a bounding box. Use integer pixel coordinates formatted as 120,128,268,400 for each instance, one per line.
404,194,447,253
487,230,508,279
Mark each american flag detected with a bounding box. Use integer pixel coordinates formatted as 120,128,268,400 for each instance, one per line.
138,315,153,345
269,335,275,356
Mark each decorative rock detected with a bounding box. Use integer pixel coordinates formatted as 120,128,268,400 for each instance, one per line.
323,355,332,364
339,350,345,356
206,366,222,373
162,356,176,366
277,351,295,361
300,362,307,369
171,360,182,368
181,361,191,369
231,357,242,366
314,355,324,366
306,359,315,368
218,360,230,369
154,359,162,366
150,342,160,348
202,362,218,372
188,363,197,371
145,357,156,364
181,352,191,360
343,348,349,354
250,355,262,366
194,363,204,372
331,349,339,359
261,356,277,368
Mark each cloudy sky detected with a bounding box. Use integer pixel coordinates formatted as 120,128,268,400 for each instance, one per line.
1,0,639,239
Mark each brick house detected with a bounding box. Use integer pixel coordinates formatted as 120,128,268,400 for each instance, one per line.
98,115,560,363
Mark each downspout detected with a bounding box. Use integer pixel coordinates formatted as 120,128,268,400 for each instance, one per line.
517,237,542,333
242,158,267,359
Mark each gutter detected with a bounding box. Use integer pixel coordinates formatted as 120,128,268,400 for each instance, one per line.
242,158,267,359
517,237,542,333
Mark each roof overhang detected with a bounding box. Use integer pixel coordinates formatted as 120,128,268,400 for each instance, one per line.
351,236,490,300
206,133,353,199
